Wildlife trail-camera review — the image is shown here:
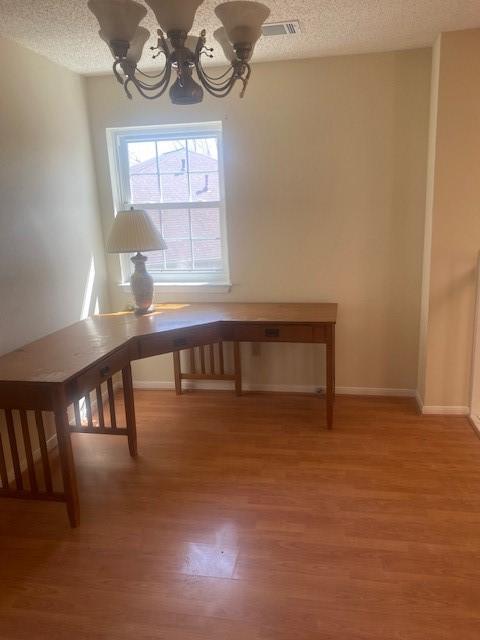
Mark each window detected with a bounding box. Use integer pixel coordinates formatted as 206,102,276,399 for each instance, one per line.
107,122,230,285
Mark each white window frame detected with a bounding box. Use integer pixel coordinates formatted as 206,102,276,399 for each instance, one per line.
106,121,231,286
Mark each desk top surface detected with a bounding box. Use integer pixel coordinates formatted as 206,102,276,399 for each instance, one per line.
0,303,337,385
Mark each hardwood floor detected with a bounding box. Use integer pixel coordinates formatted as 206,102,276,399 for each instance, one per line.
1,391,480,639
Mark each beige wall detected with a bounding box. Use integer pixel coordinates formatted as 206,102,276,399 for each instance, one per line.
0,36,109,480
86,49,431,392
0,36,109,357
418,29,480,410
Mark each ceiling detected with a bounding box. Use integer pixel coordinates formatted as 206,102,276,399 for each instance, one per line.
0,0,479,75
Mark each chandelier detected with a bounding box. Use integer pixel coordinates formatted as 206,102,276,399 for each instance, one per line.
87,0,270,105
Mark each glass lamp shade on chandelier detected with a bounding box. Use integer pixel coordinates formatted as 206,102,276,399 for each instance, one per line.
87,0,271,105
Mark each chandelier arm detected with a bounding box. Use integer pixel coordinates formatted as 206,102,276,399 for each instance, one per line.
113,60,125,85
127,67,172,100
239,62,252,98
135,59,169,80
123,78,133,99
125,81,167,100
196,55,239,85
136,69,168,80
199,61,250,99
132,72,170,91
204,83,237,98
195,59,238,94
202,77,238,98
200,75,238,98
201,70,236,86
200,76,237,94
198,63,236,83
114,61,170,92
200,72,236,88
134,85,170,100
126,62,172,92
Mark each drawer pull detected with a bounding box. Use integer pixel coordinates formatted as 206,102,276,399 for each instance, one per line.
99,366,110,377
265,328,280,338
173,337,188,348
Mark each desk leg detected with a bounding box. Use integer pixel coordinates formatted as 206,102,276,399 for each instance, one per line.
122,364,138,458
173,351,182,395
326,325,335,429
54,389,80,528
233,342,242,396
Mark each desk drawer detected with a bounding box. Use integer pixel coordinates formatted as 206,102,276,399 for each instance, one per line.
233,323,313,343
138,325,220,359
74,346,130,397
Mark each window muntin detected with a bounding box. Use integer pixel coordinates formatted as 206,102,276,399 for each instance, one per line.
108,123,229,284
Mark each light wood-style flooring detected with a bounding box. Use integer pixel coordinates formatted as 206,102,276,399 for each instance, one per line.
1,391,480,639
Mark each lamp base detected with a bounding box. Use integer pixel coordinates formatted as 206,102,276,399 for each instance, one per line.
130,252,154,315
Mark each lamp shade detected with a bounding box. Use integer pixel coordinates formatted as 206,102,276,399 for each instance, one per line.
100,26,150,62
166,34,200,54
144,0,204,34
107,208,167,253
213,27,237,63
215,1,270,47
88,0,147,43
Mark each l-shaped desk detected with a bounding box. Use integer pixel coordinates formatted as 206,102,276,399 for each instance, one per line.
0,302,337,526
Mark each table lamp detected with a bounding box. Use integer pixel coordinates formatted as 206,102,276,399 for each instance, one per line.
106,207,167,314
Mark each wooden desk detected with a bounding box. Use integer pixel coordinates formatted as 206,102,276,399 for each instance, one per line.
0,303,337,526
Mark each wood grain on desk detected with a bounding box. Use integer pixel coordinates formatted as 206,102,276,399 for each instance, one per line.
0,302,337,525
0,303,337,384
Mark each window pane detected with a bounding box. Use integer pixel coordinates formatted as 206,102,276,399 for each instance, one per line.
128,141,157,173
144,210,166,271
191,208,220,239
113,126,227,282
162,209,190,240
193,239,222,271
190,172,220,202
130,174,160,203
146,250,165,272
165,239,193,270
160,173,189,202
187,138,218,172
157,140,187,174
145,208,162,231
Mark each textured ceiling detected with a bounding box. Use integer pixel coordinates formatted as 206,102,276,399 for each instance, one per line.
0,0,479,75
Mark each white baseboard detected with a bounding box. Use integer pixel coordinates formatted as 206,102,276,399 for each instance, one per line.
132,379,416,397
116,379,473,416
415,390,424,413
470,413,480,434
421,405,470,416
133,381,470,416
336,386,415,397
415,390,469,416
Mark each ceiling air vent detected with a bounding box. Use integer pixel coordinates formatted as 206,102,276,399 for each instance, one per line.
262,21,301,37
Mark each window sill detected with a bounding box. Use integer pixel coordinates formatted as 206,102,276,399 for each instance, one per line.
118,282,232,294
